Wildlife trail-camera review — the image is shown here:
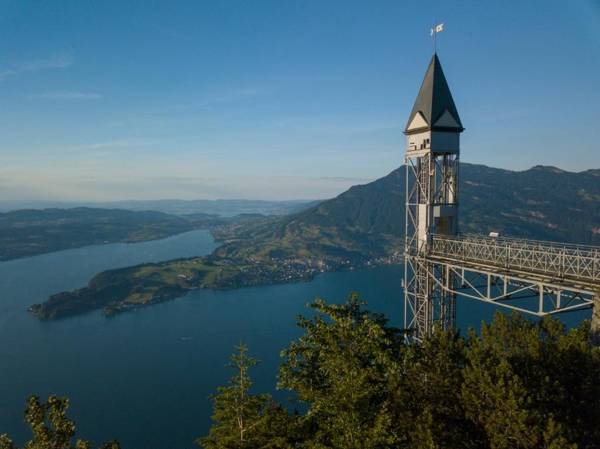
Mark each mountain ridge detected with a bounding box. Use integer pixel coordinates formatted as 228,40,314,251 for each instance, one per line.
0,208,225,261
29,161,600,319
209,161,600,275
217,162,600,262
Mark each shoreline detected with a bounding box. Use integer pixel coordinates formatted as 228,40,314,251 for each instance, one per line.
28,255,402,320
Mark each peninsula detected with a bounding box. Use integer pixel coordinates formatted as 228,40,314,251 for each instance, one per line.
29,163,600,319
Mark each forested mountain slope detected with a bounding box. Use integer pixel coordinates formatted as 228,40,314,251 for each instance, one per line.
218,163,600,262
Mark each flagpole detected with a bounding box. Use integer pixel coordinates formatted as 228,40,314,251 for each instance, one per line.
433,20,436,54
431,22,443,54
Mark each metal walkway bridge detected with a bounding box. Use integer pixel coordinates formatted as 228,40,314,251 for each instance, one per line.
426,234,600,316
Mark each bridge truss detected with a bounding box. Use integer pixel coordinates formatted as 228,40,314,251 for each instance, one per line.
430,234,599,314
405,234,600,340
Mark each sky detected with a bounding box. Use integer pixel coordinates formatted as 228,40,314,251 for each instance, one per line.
1,0,599,201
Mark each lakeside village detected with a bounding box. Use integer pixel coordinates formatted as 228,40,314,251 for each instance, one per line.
101,252,404,317
212,251,405,288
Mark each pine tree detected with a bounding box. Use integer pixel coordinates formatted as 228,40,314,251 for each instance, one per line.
394,328,484,449
278,293,404,449
198,344,294,449
460,313,600,449
0,396,119,449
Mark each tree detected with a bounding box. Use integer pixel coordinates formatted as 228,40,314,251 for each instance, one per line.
278,293,404,449
393,327,484,449
461,313,600,449
0,396,119,449
275,296,600,449
8,296,599,449
0,435,15,449
198,344,295,449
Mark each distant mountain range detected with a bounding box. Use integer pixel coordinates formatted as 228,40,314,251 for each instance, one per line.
0,200,317,261
29,162,600,319
217,163,600,262
4,163,599,263
0,199,317,216
305,162,600,243
0,208,224,261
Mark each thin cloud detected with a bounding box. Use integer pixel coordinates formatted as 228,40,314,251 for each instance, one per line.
27,91,103,100
207,87,263,104
0,54,72,81
143,87,265,116
68,138,162,152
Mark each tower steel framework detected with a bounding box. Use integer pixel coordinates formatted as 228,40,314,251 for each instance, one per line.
403,54,600,341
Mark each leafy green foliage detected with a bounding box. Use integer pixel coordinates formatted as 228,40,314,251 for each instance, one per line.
206,295,600,449
461,314,600,449
0,396,119,449
5,297,600,449
278,294,404,449
394,327,484,449
276,294,480,449
198,344,296,449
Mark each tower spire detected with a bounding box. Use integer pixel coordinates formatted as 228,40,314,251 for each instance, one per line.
404,54,463,135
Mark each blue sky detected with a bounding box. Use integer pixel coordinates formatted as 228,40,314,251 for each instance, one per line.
1,0,599,201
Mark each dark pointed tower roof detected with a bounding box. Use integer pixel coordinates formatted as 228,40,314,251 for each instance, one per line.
404,53,464,134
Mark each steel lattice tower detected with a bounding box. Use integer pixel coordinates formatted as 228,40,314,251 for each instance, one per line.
402,54,600,342
403,53,464,341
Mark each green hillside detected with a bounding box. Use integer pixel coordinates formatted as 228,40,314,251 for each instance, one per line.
292,162,600,244
0,208,224,261
460,164,600,242
218,163,600,263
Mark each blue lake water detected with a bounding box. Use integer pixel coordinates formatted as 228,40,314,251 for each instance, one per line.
0,230,591,449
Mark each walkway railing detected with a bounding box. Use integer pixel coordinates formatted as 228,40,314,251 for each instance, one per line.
430,234,600,287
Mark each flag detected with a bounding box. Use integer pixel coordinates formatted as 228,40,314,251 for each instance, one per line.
431,23,444,35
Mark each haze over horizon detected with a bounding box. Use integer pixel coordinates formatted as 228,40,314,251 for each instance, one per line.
0,162,597,207
1,0,599,201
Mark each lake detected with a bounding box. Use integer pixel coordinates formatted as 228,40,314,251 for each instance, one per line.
0,230,591,449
